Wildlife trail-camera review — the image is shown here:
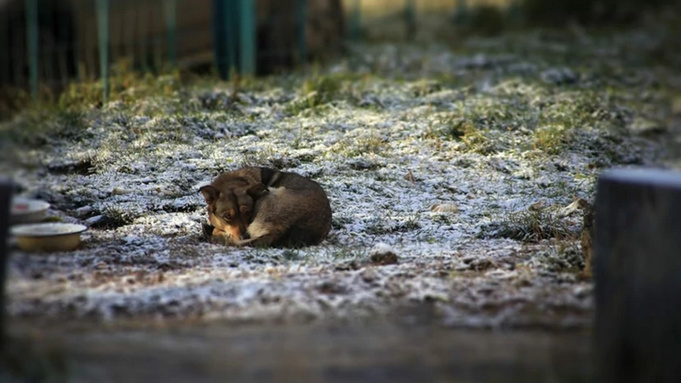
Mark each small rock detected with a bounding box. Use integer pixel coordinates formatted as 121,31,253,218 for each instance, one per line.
235,93,253,105
112,187,132,195
85,215,105,226
75,206,94,217
573,284,592,299
430,203,459,213
348,159,380,171
369,242,399,265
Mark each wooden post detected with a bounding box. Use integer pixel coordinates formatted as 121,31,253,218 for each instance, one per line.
594,168,681,382
0,178,12,347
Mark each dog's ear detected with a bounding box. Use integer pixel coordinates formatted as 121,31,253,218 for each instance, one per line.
246,183,268,199
199,185,220,204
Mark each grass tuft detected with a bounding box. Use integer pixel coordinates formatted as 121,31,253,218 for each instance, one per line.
478,207,578,243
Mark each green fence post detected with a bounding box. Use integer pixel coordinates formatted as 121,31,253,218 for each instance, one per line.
56,4,70,87
124,0,134,67
295,0,307,65
26,0,39,100
139,1,150,73
164,0,178,68
405,0,416,41
453,0,469,25
224,0,237,76
239,0,255,75
96,0,110,103
42,2,55,85
211,0,237,79
212,0,226,78
349,0,360,42
508,0,523,26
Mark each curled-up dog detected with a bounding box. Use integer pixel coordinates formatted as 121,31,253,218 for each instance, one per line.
199,167,332,248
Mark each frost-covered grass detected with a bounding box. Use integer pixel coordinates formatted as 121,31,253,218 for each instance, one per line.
1,21,680,329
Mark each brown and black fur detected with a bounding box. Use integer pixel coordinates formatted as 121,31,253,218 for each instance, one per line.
199,173,259,243
200,167,332,248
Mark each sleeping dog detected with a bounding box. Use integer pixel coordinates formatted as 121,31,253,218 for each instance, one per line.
200,167,332,247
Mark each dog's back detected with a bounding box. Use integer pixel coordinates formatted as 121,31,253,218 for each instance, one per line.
244,168,332,247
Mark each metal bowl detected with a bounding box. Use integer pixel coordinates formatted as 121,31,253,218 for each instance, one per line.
11,223,87,252
11,198,50,224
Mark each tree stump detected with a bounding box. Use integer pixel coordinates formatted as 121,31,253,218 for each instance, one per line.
595,168,681,383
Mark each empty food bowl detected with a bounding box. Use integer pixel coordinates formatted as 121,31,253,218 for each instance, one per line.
11,223,88,252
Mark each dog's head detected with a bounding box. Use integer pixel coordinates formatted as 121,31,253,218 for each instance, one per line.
199,182,268,240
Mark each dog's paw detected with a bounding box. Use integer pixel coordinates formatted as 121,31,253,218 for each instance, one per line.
231,238,255,247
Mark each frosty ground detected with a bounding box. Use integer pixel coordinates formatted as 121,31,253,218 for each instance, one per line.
2,23,680,329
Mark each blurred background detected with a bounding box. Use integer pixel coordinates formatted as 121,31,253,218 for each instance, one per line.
1,0,678,101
